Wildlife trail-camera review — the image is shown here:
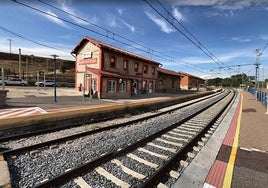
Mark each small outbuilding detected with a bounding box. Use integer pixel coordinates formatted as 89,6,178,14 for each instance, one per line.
178,72,205,90
156,68,183,93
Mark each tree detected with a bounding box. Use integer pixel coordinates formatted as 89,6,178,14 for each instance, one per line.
60,63,67,73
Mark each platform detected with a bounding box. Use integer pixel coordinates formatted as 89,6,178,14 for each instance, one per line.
174,91,268,188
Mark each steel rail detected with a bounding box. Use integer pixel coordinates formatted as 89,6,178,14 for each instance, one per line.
34,91,231,188
1,91,223,157
0,91,219,143
141,91,235,187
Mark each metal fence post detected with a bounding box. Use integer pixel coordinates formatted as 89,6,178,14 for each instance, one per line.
265,94,268,114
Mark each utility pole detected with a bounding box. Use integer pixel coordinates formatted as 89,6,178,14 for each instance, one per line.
19,48,21,79
51,54,58,103
255,49,262,90
46,59,49,73
26,57,29,81
7,39,12,53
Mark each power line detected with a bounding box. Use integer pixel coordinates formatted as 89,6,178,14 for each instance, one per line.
9,0,211,75
11,0,174,62
0,26,68,53
37,0,174,61
144,0,229,71
261,41,268,54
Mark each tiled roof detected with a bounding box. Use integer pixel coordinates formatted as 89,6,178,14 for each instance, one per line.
178,71,205,81
159,68,183,77
72,36,161,66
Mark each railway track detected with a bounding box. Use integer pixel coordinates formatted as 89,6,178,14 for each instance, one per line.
1,89,234,187
0,90,222,150
34,90,235,188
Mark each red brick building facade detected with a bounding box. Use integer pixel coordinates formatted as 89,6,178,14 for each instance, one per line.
179,72,205,90
156,68,183,93
71,37,161,99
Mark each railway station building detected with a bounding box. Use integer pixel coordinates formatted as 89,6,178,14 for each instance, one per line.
71,36,161,99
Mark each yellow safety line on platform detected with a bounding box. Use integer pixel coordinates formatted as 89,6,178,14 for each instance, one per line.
223,93,243,188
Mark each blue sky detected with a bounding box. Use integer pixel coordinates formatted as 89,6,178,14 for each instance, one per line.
1,0,268,80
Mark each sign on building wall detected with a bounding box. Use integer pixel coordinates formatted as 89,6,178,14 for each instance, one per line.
79,58,97,65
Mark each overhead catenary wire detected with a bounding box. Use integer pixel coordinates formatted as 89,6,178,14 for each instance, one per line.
261,41,268,54
9,0,211,75
144,0,229,72
10,0,174,62
37,0,174,61
0,25,68,53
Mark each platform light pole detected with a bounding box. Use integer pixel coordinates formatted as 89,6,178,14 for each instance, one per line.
255,49,261,90
51,54,58,103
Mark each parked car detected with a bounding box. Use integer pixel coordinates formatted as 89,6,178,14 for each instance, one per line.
35,80,55,87
0,78,28,86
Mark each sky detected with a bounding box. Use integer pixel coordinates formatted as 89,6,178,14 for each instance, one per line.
1,0,268,80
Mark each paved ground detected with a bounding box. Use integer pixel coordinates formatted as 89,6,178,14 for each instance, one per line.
173,90,268,188
3,86,195,110
231,91,268,188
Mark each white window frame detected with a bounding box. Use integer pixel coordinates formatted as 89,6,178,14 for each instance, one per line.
108,80,116,92
119,81,126,92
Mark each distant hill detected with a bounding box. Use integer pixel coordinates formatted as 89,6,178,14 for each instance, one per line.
0,51,75,85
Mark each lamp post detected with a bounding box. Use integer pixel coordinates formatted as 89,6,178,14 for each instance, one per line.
51,54,58,103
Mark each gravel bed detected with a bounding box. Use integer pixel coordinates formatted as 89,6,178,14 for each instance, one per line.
6,92,229,187
2,111,157,149
102,162,139,186
132,150,165,166
83,170,118,188
144,144,175,156
117,156,155,177
1,91,218,149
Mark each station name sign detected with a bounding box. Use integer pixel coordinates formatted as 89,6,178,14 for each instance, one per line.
79,58,97,65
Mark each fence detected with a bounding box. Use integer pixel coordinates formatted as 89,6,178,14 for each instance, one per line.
247,87,267,106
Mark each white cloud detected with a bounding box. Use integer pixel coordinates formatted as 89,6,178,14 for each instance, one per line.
232,36,251,42
118,8,123,15
260,34,268,40
168,0,220,6
172,7,184,21
169,0,262,8
45,10,69,28
169,0,265,17
145,11,175,33
108,17,117,28
121,19,135,32
180,56,213,64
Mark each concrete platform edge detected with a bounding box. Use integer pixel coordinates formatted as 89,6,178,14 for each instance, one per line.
172,92,240,188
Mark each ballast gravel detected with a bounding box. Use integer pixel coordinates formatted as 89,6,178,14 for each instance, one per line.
5,92,228,188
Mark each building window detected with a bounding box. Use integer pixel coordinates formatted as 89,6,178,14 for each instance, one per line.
119,81,126,92
123,60,128,70
143,65,148,74
172,79,175,88
108,80,116,92
152,67,155,75
110,56,116,68
134,62,139,72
